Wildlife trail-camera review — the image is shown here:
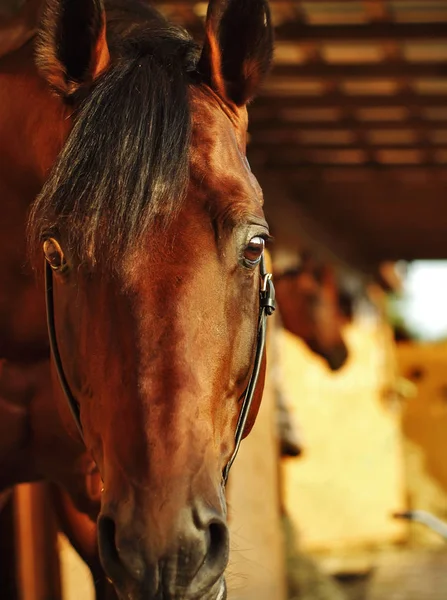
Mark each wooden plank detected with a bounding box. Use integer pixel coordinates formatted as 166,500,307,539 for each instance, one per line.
0,491,19,600
272,61,447,79
249,146,433,168
263,165,447,181
249,119,447,131
250,141,437,151
187,22,447,46
274,21,447,43
227,329,286,600
14,483,62,600
251,94,447,109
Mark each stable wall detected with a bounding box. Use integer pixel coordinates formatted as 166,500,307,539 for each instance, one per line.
227,330,286,600
397,341,447,546
281,311,407,553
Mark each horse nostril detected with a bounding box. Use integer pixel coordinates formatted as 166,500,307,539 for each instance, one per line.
98,515,120,570
190,505,229,589
98,515,147,586
205,519,229,575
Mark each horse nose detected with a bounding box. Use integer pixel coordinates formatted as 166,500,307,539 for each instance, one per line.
327,342,348,371
193,505,230,581
97,505,229,594
98,515,148,586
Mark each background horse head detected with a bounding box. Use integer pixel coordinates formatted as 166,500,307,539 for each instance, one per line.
12,0,274,597
274,253,349,371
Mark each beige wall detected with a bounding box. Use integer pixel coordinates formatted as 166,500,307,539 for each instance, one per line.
227,343,286,600
397,342,447,546
59,535,94,600
281,316,407,552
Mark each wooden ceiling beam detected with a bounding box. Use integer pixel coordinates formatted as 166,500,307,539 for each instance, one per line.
251,93,447,109
151,6,447,44
248,152,445,168
273,21,447,42
363,0,391,23
249,165,447,178
249,119,447,132
250,142,447,152
272,61,447,79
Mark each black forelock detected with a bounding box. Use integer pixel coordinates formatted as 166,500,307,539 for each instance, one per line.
29,0,199,265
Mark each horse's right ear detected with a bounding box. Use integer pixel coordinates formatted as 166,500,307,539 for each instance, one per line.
36,0,110,97
197,0,273,107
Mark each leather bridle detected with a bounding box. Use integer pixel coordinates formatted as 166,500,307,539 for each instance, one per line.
44,254,275,482
222,255,275,483
45,260,84,439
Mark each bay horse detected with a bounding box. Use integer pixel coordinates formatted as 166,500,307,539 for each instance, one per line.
0,0,274,597
274,253,349,372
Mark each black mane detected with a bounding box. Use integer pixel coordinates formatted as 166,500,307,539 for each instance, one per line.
29,0,199,264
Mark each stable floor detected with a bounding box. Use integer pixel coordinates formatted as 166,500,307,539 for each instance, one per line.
337,548,447,600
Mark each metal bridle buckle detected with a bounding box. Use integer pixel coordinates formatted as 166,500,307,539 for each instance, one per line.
260,271,276,316
261,271,272,292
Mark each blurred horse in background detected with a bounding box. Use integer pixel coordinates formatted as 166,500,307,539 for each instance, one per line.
270,250,354,457
274,252,350,372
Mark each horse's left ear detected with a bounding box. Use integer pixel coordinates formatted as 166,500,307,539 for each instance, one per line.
197,0,273,107
36,0,110,97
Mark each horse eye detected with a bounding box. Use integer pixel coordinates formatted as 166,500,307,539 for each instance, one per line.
43,238,67,272
243,236,265,266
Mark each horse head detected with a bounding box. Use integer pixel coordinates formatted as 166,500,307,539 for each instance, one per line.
27,0,274,597
274,254,349,371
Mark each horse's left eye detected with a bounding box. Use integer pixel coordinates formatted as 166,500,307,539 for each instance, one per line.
243,236,265,266
43,238,67,272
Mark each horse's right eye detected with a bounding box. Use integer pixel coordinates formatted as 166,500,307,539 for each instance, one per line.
43,238,67,272
243,236,265,267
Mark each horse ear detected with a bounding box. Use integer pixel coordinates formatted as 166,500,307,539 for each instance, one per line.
197,0,273,107
36,0,110,96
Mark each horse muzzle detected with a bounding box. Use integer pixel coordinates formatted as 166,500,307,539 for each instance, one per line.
97,501,229,600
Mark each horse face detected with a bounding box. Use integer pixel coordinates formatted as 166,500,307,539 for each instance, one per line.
46,92,269,600
31,0,273,597
310,265,349,370
275,262,348,371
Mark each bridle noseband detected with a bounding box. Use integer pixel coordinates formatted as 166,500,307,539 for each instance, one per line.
45,254,275,482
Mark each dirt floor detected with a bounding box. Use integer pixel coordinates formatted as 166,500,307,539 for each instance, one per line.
285,517,447,600
336,548,447,600
287,547,447,600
